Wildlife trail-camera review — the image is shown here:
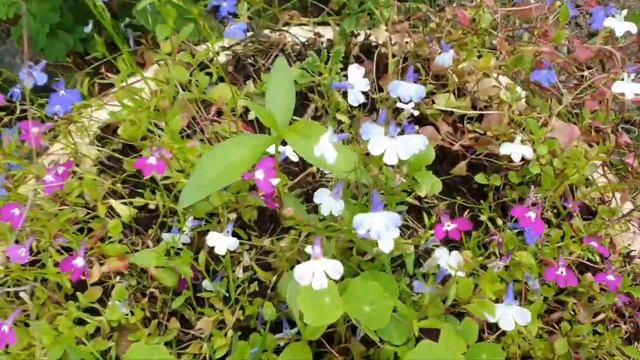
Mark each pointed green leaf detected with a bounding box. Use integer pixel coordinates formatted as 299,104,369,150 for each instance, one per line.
179,134,273,207
248,102,280,133
266,56,296,129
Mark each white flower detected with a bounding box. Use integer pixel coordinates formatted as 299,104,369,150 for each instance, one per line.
427,247,465,277
352,211,402,253
499,135,534,163
333,64,371,107
388,80,426,103
313,185,345,217
603,10,638,37
314,127,339,164
362,122,428,165
293,240,343,290
395,101,419,116
161,217,200,246
84,20,94,33
434,48,455,69
611,72,640,100
485,283,531,331
206,223,240,255
267,143,299,162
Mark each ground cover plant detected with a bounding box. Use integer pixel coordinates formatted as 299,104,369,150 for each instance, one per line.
1,0,640,359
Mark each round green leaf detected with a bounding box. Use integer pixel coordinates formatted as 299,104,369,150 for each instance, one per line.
297,283,343,327
465,343,506,360
377,312,411,345
279,342,312,360
123,343,175,360
359,271,399,300
343,278,394,330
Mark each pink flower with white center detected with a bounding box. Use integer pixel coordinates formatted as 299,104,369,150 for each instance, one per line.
5,238,34,265
242,156,280,209
433,212,473,241
59,243,90,282
543,258,579,288
595,268,622,292
0,309,21,350
17,120,53,149
0,202,26,231
583,235,610,258
510,204,545,237
133,148,171,178
42,160,74,195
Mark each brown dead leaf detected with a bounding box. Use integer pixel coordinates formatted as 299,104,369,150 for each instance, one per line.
481,113,505,134
419,126,442,146
450,160,468,176
453,7,472,28
572,40,596,63
547,120,582,149
193,317,218,337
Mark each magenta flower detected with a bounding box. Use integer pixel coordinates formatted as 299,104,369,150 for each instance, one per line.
0,203,26,231
5,238,34,265
510,204,545,236
17,120,53,149
543,258,579,288
59,243,90,282
595,268,622,292
134,148,171,178
43,160,74,195
434,212,473,241
583,235,610,258
0,309,21,350
242,156,280,209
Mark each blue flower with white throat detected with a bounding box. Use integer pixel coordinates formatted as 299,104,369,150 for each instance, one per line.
331,63,371,107
433,41,455,69
293,237,343,290
360,113,428,166
484,282,532,331
426,247,465,282
206,220,240,256
352,190,402,254
313,127,348,165
161,217,201,246
388,65,426,104
313,182,345,217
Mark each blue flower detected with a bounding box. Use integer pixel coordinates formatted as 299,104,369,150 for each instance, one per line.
0,176,8,199
567,1,579,18
509,222,542,246
352,190,402,254
589,4,616,31
207,0,237,19
529,61,558,88
7,85,22,102
45,80,83,117
223,21,248,40
18,61,48,89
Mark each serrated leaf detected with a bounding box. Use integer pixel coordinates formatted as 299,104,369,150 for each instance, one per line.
179,134,273,207
266,56,295,130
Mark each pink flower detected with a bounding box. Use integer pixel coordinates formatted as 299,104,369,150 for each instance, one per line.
543,258,579,288
5,238,34,265
434,212,473,241
595,268,622,292
0,203,26,231
583,235,610,258
17,120,53,149
510,204,545,236
42,160,74,195
134,148,171,178
243,156,280,208
0,309,21,350
59,243,90,282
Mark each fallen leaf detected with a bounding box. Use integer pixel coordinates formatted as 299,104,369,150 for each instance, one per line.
547,120,582,149
624,153,638,170
419,126,442,146
450,160,468,176
453,7,472,28
193,317,217,337
481,113,505,133
572,40,595,63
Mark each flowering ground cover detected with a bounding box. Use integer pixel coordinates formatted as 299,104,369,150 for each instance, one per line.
1,0,640,359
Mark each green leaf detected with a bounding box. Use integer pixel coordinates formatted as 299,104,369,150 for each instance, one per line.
343,278,394,330
377,312,412,345
266,56,295,130
458,318,479,346
278,342,312,360
150,268,180,288
359,271,399,300
285,120,358,177
179,134,273,207
297,283,343,327
248,102,280,133
155,24,172,41
439,324,467,354
553,337,569,355
456,277,475,302
465,343,506,360
301,324,327,340
433,93,472,111
123,343,176,360
130,246,166,268
414,170,443,196
407,146,436,173
474,173,490,185
405,340,464,360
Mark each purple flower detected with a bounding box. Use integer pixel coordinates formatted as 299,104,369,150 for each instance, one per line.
525,273,541,296
224,21,248,40
488,252,512,272
0,202,26,231
433,212,473,241
510,204,545,238
43,160,74,195
589,4,617,31
134,148,171,178
529,61,558,88
7,85,21,102
509,222,543,246
5,238,34,265
243,156,280,208
402,121,418,134
45,80,83,117
543,258,579,288
0,176,8,199
0,309,21,350
583,235,610,258
567,1,579,18
207,0,237,19
594,268,622,292
59,243,90,282
17,120,53,149
18,61,48,89
562,195,582,214
411,279,436,294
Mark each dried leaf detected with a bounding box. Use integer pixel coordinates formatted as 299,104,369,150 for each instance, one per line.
572,41,595,63
193,317,217,337
453,7,472,28
547,121,582,149
480,114,505,133
450,160,468,176
419,126,442,146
